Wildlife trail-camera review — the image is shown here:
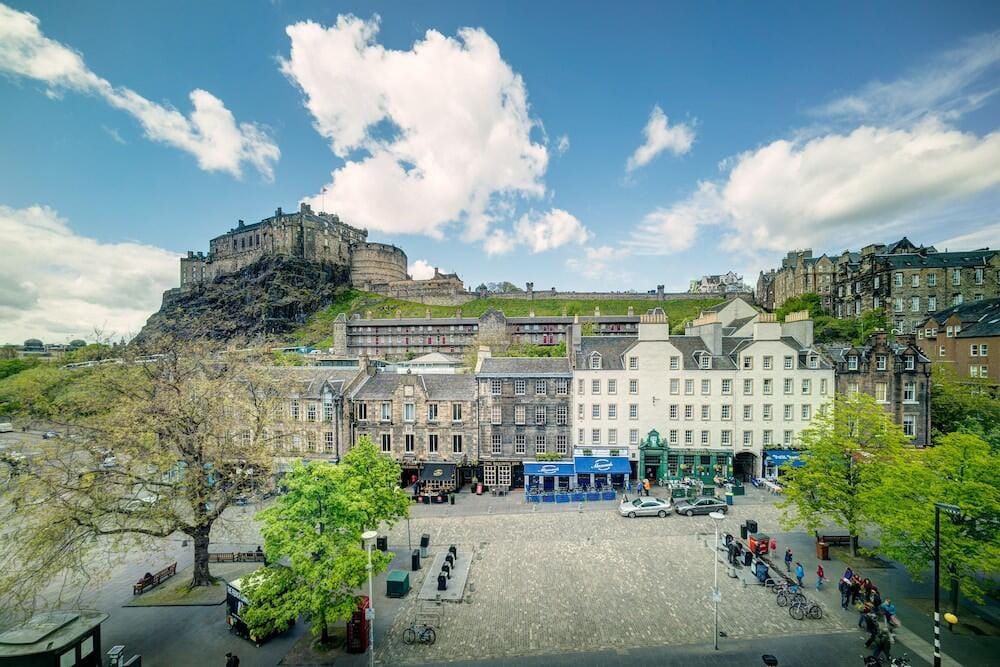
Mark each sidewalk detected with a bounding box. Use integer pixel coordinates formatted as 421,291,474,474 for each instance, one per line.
746,500,997,667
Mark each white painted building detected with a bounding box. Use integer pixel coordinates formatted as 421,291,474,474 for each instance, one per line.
570,305,834,482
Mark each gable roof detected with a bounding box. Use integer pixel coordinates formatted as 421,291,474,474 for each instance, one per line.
351,372,477,400
883,249,995,270
477,357,571,377
574,336,635,370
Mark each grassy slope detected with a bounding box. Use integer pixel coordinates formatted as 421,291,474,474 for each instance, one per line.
293,290,725,347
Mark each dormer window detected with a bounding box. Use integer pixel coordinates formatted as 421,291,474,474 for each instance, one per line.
847,355,858,371
905,356,915,371
589,352,602,370
698,353,711,369
808,355,818,369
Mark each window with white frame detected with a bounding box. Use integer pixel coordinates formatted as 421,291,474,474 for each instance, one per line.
556,379,568,395
876,355,887,371
701,430,710,446
928,273,937,287
801,404,811,421
491,379,502,395
535,434,546,454
592,404,601,419
801,379,811,394
608,428,617,445
514,379,526,395
629,379,638,394
742,430,752,447
975,267,984,285
701,379,711,394
684,430,693,445
630,429,639,445
742,355,753,370
590,353,602,369
452,433,463,453
556,434,568,453
684,404,694,420
848,355,858,370
557,405,568,425
783,430,793,446
381,433,391,453
404,403,416,422
669,356,680,370
685,379,694,395
380,401,391,422
911,274,920,287
951,268,961,286
743,405,753,420
325,431,335,453
763,355,773,370
577,378,584,394
302,401,312,422
903,382,916,402
427,403,439,422
699,354,711,369
405,433,415,452
763,404,772,420
763,378,773,395
629,404,638,419
535,406,546,425
808,355,818,369
763,430,772,446
577,403,584,419
894,272,903,287
721,379,732,395
535,380,547,396
669,429,678,445
784,404,793,421
491,404,502,424
670,378,680,394
784,378,793,394
721,404,731,420
669,404,678,420
591,428,601,445
490,433,501,455
608,403,617,419
515,434,526,454
608,379,617,394
911,297,920,312
784,355,794,370
902,415,915,437
591,379,601,394
701,404,710,420
820,378,828,395
743,378,753,395
515,405,526,425
429,433,440,453
629,356,638,370
721,430,732,447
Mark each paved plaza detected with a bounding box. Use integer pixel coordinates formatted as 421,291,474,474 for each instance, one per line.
375,494,855,665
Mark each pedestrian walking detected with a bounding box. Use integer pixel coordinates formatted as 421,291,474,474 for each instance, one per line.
225,653,240,667
881,599,898,632
816,564,825,591
794,562,804,587
784,548,793,572
643,478,651,496
839,577,850,609
858,601,872,628
849,576,862,606
870,628,892,662
871,587,882,611
863,611,879,647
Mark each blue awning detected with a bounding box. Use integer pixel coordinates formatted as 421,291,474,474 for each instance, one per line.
574,456,632,474
764,449,805,468
523,461,576,476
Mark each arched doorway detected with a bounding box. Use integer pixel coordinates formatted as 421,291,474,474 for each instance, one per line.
733,452,758,482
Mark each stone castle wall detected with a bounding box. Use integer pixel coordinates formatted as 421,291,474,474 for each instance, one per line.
350,242,409,287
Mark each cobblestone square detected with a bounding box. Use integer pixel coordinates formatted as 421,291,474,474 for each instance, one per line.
376,497,854,664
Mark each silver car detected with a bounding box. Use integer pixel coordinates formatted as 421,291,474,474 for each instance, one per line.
618,497,672,518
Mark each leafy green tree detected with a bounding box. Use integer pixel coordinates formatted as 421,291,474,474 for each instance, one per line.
775,293,825,320
245,439,408,644
930,365,1000,441
778,393,907,555
863,432,1000,610
0,358,40,381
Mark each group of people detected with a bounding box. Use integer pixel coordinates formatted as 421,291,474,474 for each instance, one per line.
782,548,825,591
839,567,899,662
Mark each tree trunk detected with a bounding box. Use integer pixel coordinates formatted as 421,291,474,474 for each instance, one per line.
949,564,960,615
320,619,329,644
190,525,213,587
850,534,858,557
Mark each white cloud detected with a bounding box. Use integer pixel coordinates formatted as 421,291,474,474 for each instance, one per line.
283,14,549,240
513,208,590,253
408,259,447,280
0,205,179,343
934,222,1000,251
101,125,126,145
556,134,570,155
483,229,516,256
625,105,695,173
629,120,1000,256
565,245,632,282
815,31,1000,125
0,4,278,179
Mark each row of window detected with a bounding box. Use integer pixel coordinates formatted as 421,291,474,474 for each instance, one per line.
658,403,819,421
283,431,336,453
290,398,335,422
588,353,811,371
355,401,464,422
837,268,988,298
488,404,568,426
580,403,640,420
578,427,795,448
578,376,827,397
486,378,569,396
488,433,569,455
846,354,916,371
579,378,639,395
373,432,465,454
845,382,919,403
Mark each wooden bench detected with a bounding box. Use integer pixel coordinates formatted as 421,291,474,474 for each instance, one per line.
133,562,177,595
816,533,852,546
208,551,265,563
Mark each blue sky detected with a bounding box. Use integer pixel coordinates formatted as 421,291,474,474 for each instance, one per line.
1,1,998,341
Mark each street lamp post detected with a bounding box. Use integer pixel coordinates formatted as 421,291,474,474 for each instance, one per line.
933,502,960,667
709,511,725,650
362,530,378,667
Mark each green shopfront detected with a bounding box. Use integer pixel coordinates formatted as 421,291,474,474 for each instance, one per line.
638,429,732,485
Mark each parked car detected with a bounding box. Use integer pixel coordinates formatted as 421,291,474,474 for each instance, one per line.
619,496,672,518
42,431,59,439
674,496,728,516
0,423,14,433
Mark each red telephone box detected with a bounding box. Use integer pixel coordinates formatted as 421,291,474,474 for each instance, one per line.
346,595,370,653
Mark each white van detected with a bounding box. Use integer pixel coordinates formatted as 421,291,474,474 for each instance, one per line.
0,423,14,433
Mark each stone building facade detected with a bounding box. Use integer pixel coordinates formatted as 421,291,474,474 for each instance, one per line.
474,354,573,489
819,333,932,446
756,269,776,311
917,298,1000,386
273,367,364,468
349,368,479,489
831,238,1000,334
771,250,835,311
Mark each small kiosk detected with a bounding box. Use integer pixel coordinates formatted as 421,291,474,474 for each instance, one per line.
0,611,108,667
523,461,575,494
227,571,294,646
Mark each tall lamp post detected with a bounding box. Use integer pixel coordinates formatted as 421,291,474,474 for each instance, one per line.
709,511,725,650
933,502,960,667
362,530,378,667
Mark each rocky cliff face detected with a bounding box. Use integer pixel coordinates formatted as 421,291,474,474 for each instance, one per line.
137,255,351,342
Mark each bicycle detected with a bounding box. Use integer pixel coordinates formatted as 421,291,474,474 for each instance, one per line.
776,585,806,607
402,623,436,645
788,598,823,620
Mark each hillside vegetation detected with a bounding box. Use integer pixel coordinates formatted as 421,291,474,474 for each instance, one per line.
292,290,725,347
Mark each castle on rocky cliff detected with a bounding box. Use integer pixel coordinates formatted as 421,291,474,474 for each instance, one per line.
179,203,467,303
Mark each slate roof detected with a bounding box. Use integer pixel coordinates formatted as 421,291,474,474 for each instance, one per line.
818,340,931,365
478,357,571,377
574,336,636,370
271,367,361,398
919,298,1000,331
352,372,477,400
882,249,995,270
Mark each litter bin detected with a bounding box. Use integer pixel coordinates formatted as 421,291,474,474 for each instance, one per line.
816,541,830,561
746,519,758,534
422,495,430,505
725,492,734,506
411,549,421,570
740,523,748,540
376,536,388,552
420,533,430,559
449,493,455,505
437,574,447,591
743,549,754,566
